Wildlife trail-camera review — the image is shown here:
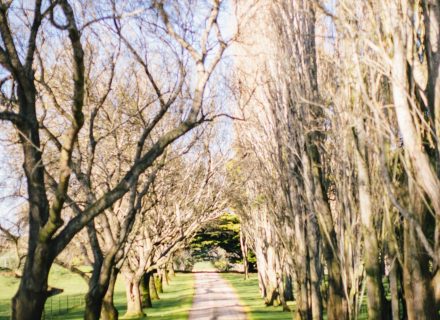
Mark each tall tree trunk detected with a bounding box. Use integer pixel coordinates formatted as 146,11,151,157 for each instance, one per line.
353,122,387,320
307,214,323,320
388,259,400,320
302,150,347,320
155,273,163,294
150,273,160,301
265,243,280,306
283,273,294,302
140,273,152,308
12,81,52,320
164,267,170,285
278,274,291,312
11,243,52,320
84,276,105,319
11,271,49,320
124,278,145,318
240,229,249,280
168,263,175,277
101,268,119,320
294,212,312,320
84,252,116,320
391,28,439,319
402,219,438,319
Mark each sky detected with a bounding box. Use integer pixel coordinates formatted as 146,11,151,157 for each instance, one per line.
0,0,240,226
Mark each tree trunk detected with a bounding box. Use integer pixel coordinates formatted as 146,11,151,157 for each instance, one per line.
403,221,438,319
124,278,145,318
150,273,160,301
307,214,323,320
324,248,347,320
84,257,115,320
140,273,152,308
84,293,104,320
168,263,175,277
295,273,311,320
12,84,52,320
302,151,347,320
255,234,279,306
164,268,170,285
354,122,387,320
155,273,163,294
294,213,312,320
283,273,294,302
11,243,52,320
240,229,249,280
11,281,48,320
101,268,119,320
278,274,291,312
388,259,400,320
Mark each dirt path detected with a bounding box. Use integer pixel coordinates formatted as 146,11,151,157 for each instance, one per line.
188,273,247,320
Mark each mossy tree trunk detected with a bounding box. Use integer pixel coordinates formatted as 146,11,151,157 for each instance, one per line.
101,267,119,320
150,272,160,301
140,273,152,308
124,277,145,318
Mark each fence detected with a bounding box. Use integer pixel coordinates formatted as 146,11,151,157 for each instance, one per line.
42,294,85,320
0,256,17,270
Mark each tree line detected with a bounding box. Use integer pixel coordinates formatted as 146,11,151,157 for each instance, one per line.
229,0,440,319
0,0,232,319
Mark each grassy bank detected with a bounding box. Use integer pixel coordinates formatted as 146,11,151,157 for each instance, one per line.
0,267,194,320
221,273,295,320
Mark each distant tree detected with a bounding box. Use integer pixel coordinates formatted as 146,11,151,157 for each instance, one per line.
191,213,242,263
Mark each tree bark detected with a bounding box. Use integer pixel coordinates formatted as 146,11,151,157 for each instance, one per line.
391,28,439,320
101,268,119,320
302,150,347,320
353,122,387,320
150,273,160,301
124,278,145,318
388,259,400,320
168,263,175,277
240,229,249,280
155,273,163,294
11,68,52,320
294,212,312,320
283,273,294,302
84,251,117,320
307,214,323,320
140,273,152,308
11,243,52,320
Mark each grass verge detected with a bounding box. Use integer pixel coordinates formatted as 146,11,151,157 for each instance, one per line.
221,273,295,320
0,268,194,320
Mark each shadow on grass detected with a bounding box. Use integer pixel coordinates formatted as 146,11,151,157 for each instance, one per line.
0,273,194,320
221,273,295,320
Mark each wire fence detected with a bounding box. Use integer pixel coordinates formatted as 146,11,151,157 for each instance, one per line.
42,294,85,320
0,257,17,270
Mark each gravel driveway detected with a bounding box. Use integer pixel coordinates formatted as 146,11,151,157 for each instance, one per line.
188,273,247,320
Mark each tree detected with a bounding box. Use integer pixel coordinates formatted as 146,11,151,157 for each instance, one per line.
0,0,232,318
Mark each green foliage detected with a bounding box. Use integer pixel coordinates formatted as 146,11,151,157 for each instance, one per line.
213,257,231,272
191,213,242,263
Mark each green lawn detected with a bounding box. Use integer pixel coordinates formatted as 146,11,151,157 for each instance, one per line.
0,266,90,319
221,273,295,320
0,267,194,320
223,273,372,320
192,261,216,272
